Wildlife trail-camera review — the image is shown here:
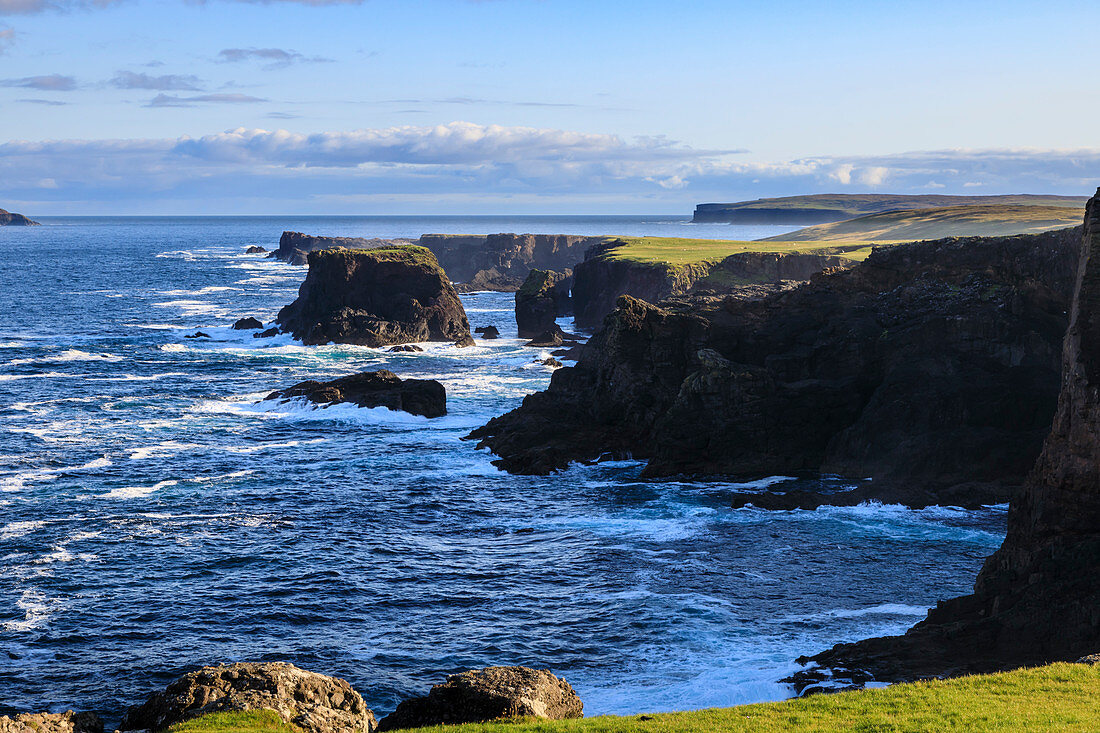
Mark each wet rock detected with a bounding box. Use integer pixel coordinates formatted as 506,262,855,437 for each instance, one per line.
245,246,267,254
377,666,582,731
254,327,280,339
276,246,471,348
515,269,572,338
184,332,210,339
265,370,445,418
0,712,102,733
454,335,477,348
541,357,564,368
387,344,424,353
475,326,501,339
232,317,263,330
120,662,375,733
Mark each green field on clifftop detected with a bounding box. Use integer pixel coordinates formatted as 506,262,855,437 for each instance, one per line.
171,662,1100,733
596,237,879,266
697,193,1087,217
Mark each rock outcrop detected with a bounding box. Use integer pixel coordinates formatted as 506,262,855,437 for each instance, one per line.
274,232,412,265
232,317,263,330
515,270,572,338
276,246,471,347
245,246,267,254
0,209,39,226
571,241,851,328
790,190,1100,684
119,662,376,733
418,233,607,291
0,712,101,733
377,667,582,731
265,370,446,418
469,227,1080,506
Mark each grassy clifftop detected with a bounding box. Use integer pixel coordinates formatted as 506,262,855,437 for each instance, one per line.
766,204,1084,242
593,237,878,266
169,662,1100,733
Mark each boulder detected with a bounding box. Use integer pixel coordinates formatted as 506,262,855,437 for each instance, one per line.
515,270,572,338
0,208,39,226
0,712,101,733
454,335,476,348
377,667,582,731
276,246,471,348
474,326,500,339
184,332,210,339
254,327,280,339
232,317,263,330
387,345,424,353
119,662,375,733
265,370,445,418
245,246,267,254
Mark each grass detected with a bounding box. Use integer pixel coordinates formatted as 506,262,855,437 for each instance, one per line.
766,204,1084,242
594,237,879,267
166,662,1100,733
696,193,1088,217
317,245,442,267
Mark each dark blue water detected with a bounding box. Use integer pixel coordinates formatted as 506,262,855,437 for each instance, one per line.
0,217,1006,723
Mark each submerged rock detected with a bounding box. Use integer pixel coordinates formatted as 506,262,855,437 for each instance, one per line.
119,662,376,733
265,370,445,418
377,666,582,731
0,712,102,733
0,208,39,226
232,317,263,330
254,327,279,338
245,246,267,254
790,189,1100,684
515,269,572,338
276,246,471,347
184,332,210,339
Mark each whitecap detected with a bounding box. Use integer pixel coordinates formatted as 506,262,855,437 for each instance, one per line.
103,479,178,499
0,520,46,541
0,456,112,492
2,588,55,632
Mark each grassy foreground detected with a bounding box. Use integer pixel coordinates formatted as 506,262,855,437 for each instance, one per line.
597,237,878,266
170,662,1100,733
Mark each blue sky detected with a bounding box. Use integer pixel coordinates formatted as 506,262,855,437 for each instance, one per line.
1,0,1098,214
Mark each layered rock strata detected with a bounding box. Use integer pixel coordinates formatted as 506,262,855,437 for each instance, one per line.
470,227,1080,506
276,247,470,347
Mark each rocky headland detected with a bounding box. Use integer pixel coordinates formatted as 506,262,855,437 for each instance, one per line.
265,370,447,418
469,225,1081,507
276,246,470,347
0,208,40,226
789,189,1100,685
273,232,412,266
515,269,572,338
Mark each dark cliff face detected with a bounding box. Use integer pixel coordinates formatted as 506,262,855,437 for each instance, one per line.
276,246,470,347
0,209,40,226
419,233,608,289
469,227,1080,508
274,232,410,265
796,191,1100,684
515,269,572,338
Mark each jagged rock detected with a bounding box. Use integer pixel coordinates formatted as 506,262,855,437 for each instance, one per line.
453,268,525,293
0,712,101,733
232,317,263,330
254,327,280,339
524,327,565,348
184,332,210,339
474,326,500,339
119,662,375,733
265,370,445,418
387,344,424,353
541,357,564,368
420,234,608,290
0,208,39,226
276,247,471,347
377,667,582,731
788,191,1100,685
245,246,267,254
454,335,477,348
273,232,413,265
470,227,1079,501
516,270,572,338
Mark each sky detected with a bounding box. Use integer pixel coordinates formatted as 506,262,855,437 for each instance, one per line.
0,0,1098,214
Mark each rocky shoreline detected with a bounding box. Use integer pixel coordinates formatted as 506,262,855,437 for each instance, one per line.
0,208,40,226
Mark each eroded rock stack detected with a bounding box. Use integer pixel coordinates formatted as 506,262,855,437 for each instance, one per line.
276,246,471,347
515,269,572,338
265,370,447,418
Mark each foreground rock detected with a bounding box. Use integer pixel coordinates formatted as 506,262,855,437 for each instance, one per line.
276,246,471,347
120,662,376,733
377,667,582,731
515,270,572,338
0,208,39,226
470,227,1079,505
274,232,412,265
790,190,1100,685
266,370,445,418
0,712,101,733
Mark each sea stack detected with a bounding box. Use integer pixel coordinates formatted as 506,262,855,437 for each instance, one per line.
795,188,1100,684
515,269,572,338
276,246,471,347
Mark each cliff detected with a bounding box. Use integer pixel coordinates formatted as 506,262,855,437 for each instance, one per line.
469,227,1080,508
418,233,609,291
0,209,40,226
276,246,470,347
515,269,572,338
274,232,411,265
792,189,1100,684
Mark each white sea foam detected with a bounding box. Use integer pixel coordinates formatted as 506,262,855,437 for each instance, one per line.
0,520,46,541
2,588,55,632
190,396,481,429
91,372,186,382
159,286,239,296
153,300,226,317
129,441,203,460
0,372,71,382
159,344,187,353
104,479,178,499
786,603,931,622
0,456,112,492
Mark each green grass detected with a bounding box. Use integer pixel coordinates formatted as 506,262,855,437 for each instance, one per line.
168,710,301,733
697,193,1088,217
167,662,1100,733
766,204,1084,242
318,245,442,267
595,237,879,267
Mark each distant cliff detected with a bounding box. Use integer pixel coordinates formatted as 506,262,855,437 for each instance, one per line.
274,231,411,265
0,209,40,226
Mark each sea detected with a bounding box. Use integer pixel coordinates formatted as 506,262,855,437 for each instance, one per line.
0,216,1007,723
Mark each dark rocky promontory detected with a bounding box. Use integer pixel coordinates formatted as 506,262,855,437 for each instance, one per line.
274,231,412,265
377,667,582,731
265,370,446,418
515,269,572,338
0,209,40,226
119,662,376,733
791,190,1100,685
276,246,470,347
470,226,1080,506
418,233,607,292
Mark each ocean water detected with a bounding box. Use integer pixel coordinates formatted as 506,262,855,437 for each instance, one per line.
0,216,1006,723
